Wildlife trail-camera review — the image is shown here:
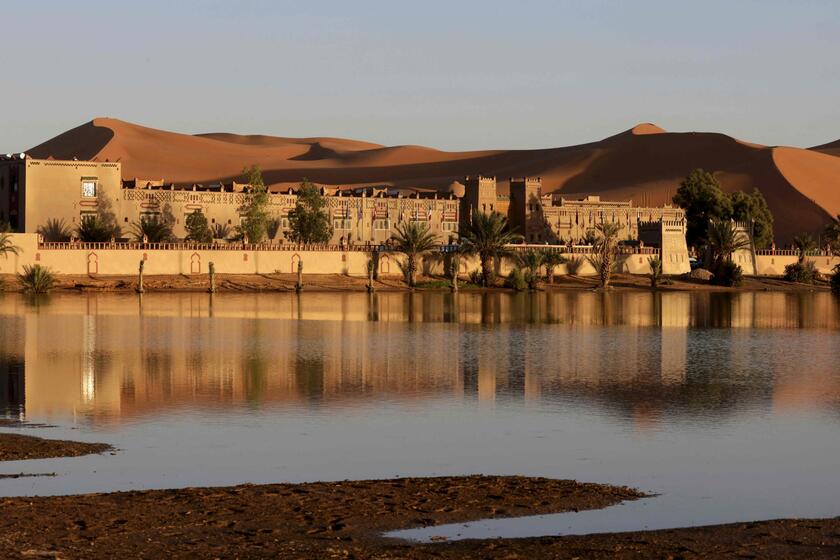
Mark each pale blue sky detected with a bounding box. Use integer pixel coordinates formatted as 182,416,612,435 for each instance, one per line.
2,0,838,152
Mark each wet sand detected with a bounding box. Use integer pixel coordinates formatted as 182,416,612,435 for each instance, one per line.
0,432,112,462
0,474,837,558
1,272,829,293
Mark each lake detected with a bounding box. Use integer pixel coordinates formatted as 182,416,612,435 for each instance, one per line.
1,290,839,538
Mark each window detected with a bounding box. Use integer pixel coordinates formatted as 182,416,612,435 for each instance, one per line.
373,219,390,230
81,179,97,198
333,219,352,230
80,211,97,225
441,222,458,232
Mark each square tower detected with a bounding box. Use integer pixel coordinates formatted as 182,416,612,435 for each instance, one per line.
460,175,498,228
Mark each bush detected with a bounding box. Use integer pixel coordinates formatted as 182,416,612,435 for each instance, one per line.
711,260,743,287
18,264,56,294
831,264,840,294
504,268,528,291
468,270,483,286
783,261,817,284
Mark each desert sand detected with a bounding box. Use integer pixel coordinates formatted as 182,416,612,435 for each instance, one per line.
28,118,840,242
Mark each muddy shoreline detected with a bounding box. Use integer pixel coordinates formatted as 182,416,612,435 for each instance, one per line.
1,272,830,294
0,473,837,558
0,432,112,462
1,434,838,558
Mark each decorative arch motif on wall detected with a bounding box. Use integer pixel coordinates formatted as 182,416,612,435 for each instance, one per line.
291,253,301,273
379,254,391,274
190,252,201,274
87,252,98,275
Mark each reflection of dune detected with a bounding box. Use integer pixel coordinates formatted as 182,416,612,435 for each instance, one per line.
26,118,840,242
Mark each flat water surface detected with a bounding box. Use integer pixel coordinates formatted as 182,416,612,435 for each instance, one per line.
1,291,839,538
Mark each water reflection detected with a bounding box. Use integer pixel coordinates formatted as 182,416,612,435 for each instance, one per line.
0,291,838,427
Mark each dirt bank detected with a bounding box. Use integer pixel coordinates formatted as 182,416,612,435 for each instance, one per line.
1,272,830,294
0,475,837,558
0,432,112,462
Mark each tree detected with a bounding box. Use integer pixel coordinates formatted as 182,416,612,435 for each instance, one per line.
213,223,231,241
38,218,72,242
673,169,732,250
287,178,333,244
95,190,122,239
237,165,271,243
0,232,20,258
185,210,212,243
792,233,816,263
391,222,439,288
648,256,663,289
707,220,752,269
824,215,840,256
131,215,174,243
587,222,621,289
458,211,523,287
517,249,544,290
542,251,566,285
729,189,774,249
76,217,113,242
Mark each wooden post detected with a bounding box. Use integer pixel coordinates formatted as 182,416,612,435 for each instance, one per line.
295,260,303,292
208,261,216,293
136,260,145,294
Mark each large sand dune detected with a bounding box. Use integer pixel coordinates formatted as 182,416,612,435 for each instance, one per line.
28,118,840,242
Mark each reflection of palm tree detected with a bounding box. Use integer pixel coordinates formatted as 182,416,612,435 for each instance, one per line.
459,212,522,287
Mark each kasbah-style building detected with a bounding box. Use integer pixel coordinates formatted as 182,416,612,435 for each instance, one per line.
0,154,686,250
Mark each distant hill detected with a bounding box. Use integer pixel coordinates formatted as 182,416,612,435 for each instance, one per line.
28,118,840,242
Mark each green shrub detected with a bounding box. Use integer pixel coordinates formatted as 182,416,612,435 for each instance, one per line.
504,268,527,291
468,270,483,286
648,256,662,288
18,264,56,294
783,261,817,284
711,260,743,287
831,264,840,294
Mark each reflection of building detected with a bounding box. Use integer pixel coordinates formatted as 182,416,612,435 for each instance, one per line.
2,291,836,426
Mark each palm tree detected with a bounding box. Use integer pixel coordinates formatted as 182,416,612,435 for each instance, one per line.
707,220,752,268
587,222,621,288
391,222,439,288
0,232,20,259
131,216,173,243
793,233,817,263
77,217,113,242
213,223,231,241
824,215,840,256
542,251,567,285
648,255,663,289
517,249,544,290
37,218,72,242
459,211,523,287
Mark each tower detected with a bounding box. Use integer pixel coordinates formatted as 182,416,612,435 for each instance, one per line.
460,175,498,229
509,177,544,243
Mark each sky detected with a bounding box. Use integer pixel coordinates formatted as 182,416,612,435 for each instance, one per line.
2,0,839,152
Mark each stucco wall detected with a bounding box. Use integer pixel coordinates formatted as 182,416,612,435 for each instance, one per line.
1,234,685,281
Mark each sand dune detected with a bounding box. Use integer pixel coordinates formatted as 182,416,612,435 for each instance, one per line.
811,139,840,158
27,118,840,242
